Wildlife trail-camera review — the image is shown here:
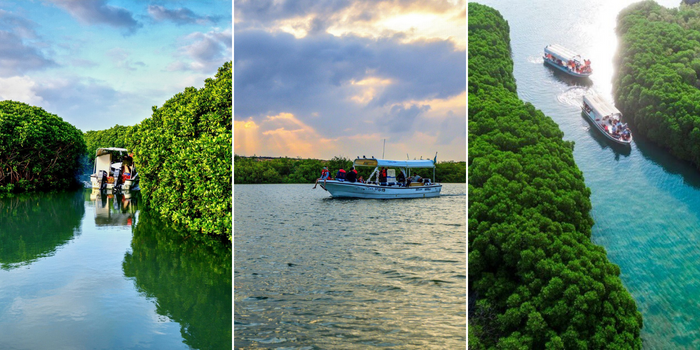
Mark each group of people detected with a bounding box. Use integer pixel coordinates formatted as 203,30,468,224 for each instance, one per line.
545,53,592,74
610,119,631,140
312,166,363,189
313,165,425,189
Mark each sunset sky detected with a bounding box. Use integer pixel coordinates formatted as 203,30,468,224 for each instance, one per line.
234,0,466,161
0,0,231,131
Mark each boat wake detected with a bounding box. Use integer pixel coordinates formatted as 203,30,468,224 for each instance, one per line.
557,87,586,107
528,56,544,64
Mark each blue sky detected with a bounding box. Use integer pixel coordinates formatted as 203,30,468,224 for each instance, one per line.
0,0,231,131
234,0,466,161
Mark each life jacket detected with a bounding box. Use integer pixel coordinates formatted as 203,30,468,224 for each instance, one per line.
321,169,329,176
381,169,387,177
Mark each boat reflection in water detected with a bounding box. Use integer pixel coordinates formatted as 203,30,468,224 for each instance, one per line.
89,189,139,227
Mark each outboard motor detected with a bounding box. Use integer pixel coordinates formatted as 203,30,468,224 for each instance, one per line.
113,168,122,192
100,170,108,191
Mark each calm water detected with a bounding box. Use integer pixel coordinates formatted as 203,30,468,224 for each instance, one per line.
0,189,232,350
234,184,466,349
474,1,700,348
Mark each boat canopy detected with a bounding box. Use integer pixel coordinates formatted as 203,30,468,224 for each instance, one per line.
353,158,435,169
545,44,581,62
583,92,620,118
96,147,128,156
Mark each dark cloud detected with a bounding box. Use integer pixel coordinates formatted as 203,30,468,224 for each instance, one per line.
379,104,430,133
147,5,220,25
234,0,349,23
0,9,38,38
234,29,465,129
47,0,141,34
0,30,56,76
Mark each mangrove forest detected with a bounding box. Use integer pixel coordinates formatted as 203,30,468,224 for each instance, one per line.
469,3,643,349
233,155,466,184
0,101,86,194
614,1,700,170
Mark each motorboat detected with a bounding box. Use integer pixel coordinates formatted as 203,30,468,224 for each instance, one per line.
582,91,632,145
89,148,140,192
544,44,592,78
319,158,442,199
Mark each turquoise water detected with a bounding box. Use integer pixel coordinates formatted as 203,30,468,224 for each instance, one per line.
0,190,231,349
474,1,700,348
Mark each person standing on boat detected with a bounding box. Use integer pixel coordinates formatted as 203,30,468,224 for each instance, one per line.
312,166,330,189
379,167,387,184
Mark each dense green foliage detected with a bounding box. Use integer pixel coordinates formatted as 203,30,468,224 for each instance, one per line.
131,62,232,243
0,101,86,193
234,155,465,184
123,210,231,349
469,3,642,349
614,1,700,169
83,124,137,160
0,191,84,269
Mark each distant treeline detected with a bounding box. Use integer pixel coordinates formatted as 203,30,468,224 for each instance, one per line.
233,155,465,184
614,1,700,170
469,3,642,349
84,124,137,161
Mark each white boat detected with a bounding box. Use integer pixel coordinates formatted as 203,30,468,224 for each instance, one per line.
90,148,140,192
544,44,592,78
582,91,632,145
319,158,442,199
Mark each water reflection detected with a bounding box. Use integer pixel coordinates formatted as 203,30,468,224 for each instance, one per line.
122,210,232,350
633,133,700,190
88,189,140,227
0,191,84,270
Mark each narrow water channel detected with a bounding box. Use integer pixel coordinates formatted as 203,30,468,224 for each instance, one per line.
473,1,700,348
0,189,231,349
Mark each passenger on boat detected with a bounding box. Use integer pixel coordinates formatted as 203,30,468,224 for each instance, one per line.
346,167,357,182
312,166,330,189
396,171,406,186
379,167,387,183
336,168,346,181
412,174,422,183
358,176,365,184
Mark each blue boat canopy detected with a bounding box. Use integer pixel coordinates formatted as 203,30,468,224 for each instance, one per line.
353,158,435,168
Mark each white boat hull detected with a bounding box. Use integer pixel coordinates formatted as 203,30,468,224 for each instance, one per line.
321,180,441,199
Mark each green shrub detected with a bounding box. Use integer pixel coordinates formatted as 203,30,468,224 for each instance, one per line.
0,101,86,193
614,1,700,170
84,124,138,160
132,61,232,243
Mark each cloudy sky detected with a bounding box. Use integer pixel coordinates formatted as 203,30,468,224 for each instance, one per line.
234,0,466,161
0,0,231,131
